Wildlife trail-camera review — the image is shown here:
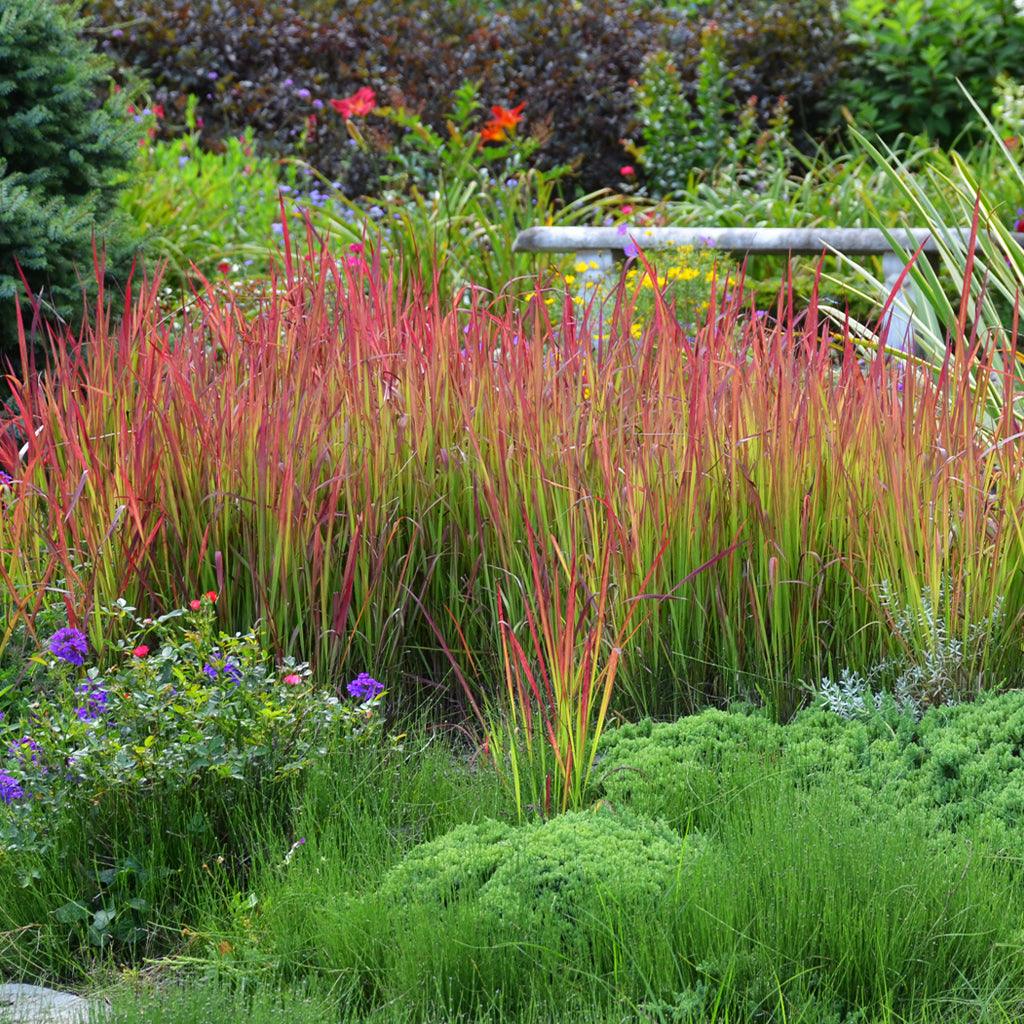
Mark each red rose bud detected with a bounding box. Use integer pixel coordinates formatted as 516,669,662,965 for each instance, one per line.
190,599,202,611
620,165,636,177
206,590,218,603
132,645,150,658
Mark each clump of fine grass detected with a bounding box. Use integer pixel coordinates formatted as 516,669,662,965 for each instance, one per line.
190,740,1024,1023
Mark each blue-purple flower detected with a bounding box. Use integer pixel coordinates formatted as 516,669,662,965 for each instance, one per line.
48,628,88,666
347,672,383,701
0,772,23,804
8,736,39,764
203,655,242,686
74,683,109,723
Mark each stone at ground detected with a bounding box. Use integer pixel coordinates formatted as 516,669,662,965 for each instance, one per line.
0,985,97,1024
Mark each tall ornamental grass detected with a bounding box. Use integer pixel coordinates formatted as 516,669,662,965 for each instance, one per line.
2,241,1023,721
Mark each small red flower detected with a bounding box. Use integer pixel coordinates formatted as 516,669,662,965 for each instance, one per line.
217,260,231,274
206,590,218,603
189,599,202,611
349,243,363,255
330,86,376,119
132,645,150,658
282,673,302,686
152,104,165,119
620,165,635,177
621,204,633,215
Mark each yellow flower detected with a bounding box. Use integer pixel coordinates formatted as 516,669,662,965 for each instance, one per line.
564,274,576,286
630,322,643,338
680,267,699,281
574,261,589,273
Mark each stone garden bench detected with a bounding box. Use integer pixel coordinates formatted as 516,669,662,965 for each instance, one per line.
512,225,1007,353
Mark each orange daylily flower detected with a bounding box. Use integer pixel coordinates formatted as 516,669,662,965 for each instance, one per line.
330,86,377,119
481,102,525,142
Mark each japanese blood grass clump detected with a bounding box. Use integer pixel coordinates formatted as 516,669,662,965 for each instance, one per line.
3,239,1024,725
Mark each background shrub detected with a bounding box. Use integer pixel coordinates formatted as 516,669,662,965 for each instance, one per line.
121,100,284,286
0,0,139,364
663,0,850,144
86,0,674,194
835,0,1024,145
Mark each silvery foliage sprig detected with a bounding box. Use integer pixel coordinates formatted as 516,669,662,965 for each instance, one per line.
817,580,1003,722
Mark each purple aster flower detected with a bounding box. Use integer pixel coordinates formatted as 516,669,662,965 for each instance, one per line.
8,737,39,764
74,683,109,723
178,155,190,168
0,772,23,804
296,87,311,100
203,655,242,686
48,628,88,666
0,470,13,486
207,70,219,81
312,98,324,110
623,240,639,259
347,672,383,701
271,223,284,236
